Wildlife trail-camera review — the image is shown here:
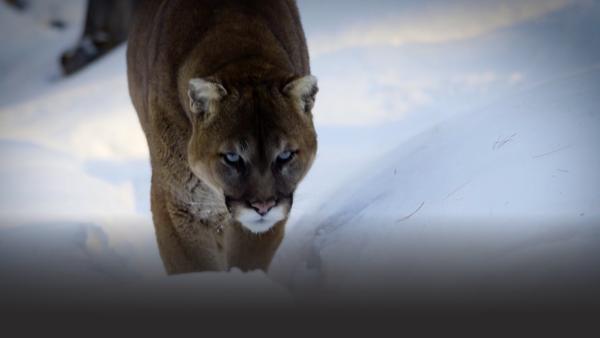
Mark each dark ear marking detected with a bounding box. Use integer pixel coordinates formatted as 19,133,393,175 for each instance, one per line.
283,75,318,114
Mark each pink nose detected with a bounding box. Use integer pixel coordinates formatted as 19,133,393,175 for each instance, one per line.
250,200,276,216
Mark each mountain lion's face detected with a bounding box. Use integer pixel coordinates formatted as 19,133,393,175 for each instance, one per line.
186,76,318,233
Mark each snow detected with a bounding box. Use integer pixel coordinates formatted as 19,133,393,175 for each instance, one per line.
270,67,600,301
0,0,599,305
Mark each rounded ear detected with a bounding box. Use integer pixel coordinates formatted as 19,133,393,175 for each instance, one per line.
187,78,227,119
283,75,318,114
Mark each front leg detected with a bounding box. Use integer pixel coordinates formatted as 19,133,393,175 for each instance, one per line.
151,182,197,274
151,181,226,273
166,201,228,272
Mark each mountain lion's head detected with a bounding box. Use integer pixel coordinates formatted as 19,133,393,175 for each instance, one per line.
185,75,318,233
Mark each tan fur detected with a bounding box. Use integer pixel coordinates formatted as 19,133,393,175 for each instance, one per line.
127,0,317,273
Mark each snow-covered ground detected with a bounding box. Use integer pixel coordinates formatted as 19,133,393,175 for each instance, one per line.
1,0,599,305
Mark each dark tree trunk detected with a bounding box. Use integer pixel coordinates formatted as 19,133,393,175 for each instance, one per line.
5,0,27,10
60,0,141,75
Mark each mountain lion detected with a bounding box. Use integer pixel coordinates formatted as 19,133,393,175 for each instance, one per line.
127,0,317,273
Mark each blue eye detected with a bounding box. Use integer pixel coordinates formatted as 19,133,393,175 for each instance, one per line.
277,150,294,162
224,152,240,164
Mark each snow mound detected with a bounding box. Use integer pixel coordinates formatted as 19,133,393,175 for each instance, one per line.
271,67,600,302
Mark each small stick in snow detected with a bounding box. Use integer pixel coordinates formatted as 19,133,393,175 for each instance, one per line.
444,180,471,200
492,133,517,150
531,144,572,159
396,201,425,223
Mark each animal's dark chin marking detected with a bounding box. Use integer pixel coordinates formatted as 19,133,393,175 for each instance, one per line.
224,195,233,213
